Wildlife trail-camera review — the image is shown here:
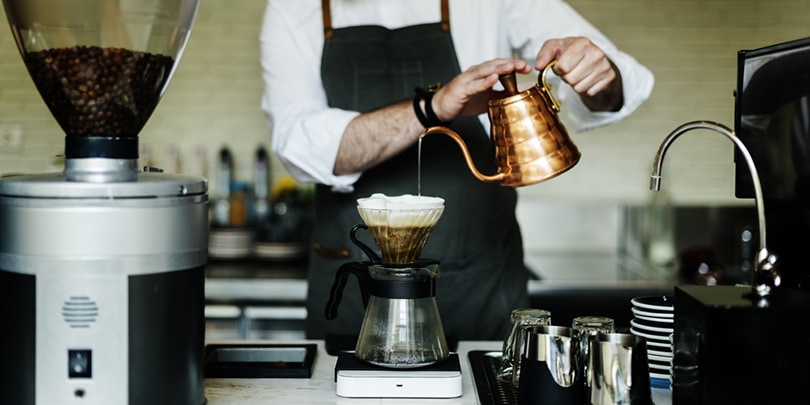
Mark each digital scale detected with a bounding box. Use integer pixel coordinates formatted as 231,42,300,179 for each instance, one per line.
334,352,462,398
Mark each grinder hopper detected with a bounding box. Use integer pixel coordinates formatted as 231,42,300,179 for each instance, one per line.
0,2,207,405
2,0,198,181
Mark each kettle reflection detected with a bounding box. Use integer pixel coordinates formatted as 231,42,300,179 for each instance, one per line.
423,62,581,187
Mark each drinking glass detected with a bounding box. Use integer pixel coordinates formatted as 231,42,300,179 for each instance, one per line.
572,315,615,390
496,308,551,386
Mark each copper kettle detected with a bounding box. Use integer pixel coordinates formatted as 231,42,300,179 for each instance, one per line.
422,62,581,187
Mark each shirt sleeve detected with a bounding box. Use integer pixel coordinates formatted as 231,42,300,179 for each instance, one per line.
259,1,361,192
505,0,655,132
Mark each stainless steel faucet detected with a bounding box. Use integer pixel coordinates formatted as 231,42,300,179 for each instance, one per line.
650,120,780,298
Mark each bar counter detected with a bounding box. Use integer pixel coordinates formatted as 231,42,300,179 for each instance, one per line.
203,340,672,405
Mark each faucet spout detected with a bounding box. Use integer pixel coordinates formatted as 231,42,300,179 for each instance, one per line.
650,120,779,297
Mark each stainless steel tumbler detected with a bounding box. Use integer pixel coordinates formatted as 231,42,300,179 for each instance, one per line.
589,333,652,405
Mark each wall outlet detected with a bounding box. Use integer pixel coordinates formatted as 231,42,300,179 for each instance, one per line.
0,125,23,151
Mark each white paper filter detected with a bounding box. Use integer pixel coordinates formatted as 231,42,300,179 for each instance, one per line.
356,193,444,228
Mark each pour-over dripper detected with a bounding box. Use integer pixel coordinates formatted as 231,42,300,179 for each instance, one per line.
356,193,444,265
324,194,450,368
2,0,199,181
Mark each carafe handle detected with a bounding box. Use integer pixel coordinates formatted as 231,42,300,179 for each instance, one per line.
325,261,371,320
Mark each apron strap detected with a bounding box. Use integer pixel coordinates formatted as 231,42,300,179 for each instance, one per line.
322,0,450,39
439,0,450,32
322,0,334,39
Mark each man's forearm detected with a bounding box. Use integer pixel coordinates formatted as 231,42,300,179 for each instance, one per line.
333,99,426,175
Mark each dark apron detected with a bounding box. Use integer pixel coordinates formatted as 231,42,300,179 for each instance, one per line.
307,0,528,341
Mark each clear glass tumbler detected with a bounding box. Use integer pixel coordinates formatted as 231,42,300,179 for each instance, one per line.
496,308,552,386
572,315,615,389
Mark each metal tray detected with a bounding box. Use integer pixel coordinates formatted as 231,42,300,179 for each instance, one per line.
204,343,316,378
468,350,517,405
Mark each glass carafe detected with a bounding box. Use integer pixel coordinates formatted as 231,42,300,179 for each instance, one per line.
324,193,449,368
354,262,449,368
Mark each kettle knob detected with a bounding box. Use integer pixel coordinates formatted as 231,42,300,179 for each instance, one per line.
499,72,519,96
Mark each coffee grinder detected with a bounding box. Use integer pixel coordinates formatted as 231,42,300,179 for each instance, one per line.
0,1,207,404
325,194,462,398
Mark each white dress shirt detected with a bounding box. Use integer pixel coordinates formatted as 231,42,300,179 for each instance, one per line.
260,0,654,191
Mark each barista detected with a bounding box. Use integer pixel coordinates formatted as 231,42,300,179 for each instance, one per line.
260,0,654,341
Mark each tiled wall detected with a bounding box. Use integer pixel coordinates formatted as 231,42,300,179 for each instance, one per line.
1,0,808,206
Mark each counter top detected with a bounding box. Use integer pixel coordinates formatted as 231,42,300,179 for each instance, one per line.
203,340,672,405
204,255,677,334
205,259,307,303
204,340,492,404
205,252,677,304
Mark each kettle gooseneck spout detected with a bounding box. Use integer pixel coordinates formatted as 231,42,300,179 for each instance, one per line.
421,126,506,183
650,120,779,298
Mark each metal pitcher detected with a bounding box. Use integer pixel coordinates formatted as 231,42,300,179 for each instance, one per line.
517,325,586,405
422,62,581,187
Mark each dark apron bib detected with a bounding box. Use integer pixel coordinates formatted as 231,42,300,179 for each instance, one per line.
307,0,528,341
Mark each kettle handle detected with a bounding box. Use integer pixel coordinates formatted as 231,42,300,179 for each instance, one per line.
421,127,505,183
539,61,561,112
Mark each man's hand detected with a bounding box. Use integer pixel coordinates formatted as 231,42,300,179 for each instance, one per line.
431,58,533,122
535,37,624,112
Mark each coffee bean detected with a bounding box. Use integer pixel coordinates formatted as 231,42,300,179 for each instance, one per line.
25,46,175,138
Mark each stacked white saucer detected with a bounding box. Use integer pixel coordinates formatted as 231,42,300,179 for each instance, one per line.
209,227,255,259
630,295,674,387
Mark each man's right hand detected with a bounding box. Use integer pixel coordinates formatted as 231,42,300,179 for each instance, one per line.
431,58,532,123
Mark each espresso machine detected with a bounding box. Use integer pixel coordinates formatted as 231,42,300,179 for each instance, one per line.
653,121,810,404
0,1,207,404
660,38,810,404
325,194,462,398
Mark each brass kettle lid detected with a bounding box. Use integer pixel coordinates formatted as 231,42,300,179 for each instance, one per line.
489,62,561,112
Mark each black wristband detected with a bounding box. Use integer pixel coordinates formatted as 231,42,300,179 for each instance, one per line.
413,85,452,129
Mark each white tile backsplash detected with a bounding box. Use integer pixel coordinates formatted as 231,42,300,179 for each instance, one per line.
516,198,621,253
